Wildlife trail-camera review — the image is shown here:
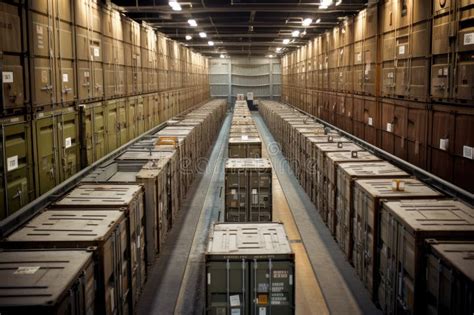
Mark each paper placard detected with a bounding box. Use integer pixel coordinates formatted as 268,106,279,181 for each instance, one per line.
65,137,72,148
62,73,69,82
36,25,43,35
230,295,240,307
259,307,267,315
439,138,449,151
388,72,394,79
386,123,393,132
464,32,474,45
443,67,448,76
356,52,362,62
463,145,473,159
2,71,13,83
93,46,100,57
368,117,373,126
231,309,241,315
399,45,405,55
7,155,18,172
84,71,90,78
14,266,40,275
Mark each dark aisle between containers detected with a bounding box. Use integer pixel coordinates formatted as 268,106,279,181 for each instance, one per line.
252,112,381,315
137,112,232,315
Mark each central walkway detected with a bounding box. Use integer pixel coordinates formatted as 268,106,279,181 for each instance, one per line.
137,109,381,315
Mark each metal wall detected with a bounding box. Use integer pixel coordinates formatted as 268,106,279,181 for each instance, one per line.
209,58,281,104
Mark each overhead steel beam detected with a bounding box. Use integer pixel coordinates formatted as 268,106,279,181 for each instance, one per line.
166,33,315,38
184,42,303,47
148,22,337,29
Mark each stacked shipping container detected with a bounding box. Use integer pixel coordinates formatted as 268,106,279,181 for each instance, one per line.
281,0,474,193
0,0,211,220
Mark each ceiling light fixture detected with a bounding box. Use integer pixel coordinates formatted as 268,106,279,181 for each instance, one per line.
199,32,207,38
283,38,290,44
188,19,197,27
292,30,300,37
220,54,225,58
208,40,214,46
275,47,282,52
336,0,342,5
169,1,182,11
267,54,274,58
319,0,333,9
302,18,312,26
316,18,321,24
185,35,192,40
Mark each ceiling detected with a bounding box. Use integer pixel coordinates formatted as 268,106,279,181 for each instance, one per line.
111,0,370,57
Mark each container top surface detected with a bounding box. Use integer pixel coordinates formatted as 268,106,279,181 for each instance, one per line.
326,151,382,163
356,179,443,198
338,161,408,177
116,150,175,161
225,158,272,169
315,142,362,153
6,210,124,242
0,250,93,307
383,199,474,234
136,160,169,179
429,241,474,281
294,126,326,133
156,129,193,137
207,223,292,256
229,136,262,144
307,135,350,143
55,184,143,206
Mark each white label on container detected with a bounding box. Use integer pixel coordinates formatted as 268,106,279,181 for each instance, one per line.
62,73,69,82
7,155,18,172
464,32,474,45
259,307,267,315
368,117,373,126
463,145,473,159
231,189,237,195
231,309,240,315
388,72,394,79
36,25,43,35
41,70,48,84
439,138,449,151
252,189,258,195
2,71,13,83
399,45,405,55
386,123,393,133
207,273,211,285
443,67,448,76
230,295,240,307
65,137,72,148
356,52,362,62
241,135,249,140
14,266,40,275
93,46,100,57
84,71,90,78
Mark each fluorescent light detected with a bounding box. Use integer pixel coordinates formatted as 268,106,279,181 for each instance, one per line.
185,35,192,40
283,38,290,44
275,47,282,52
188,19,197,27
208,40,214,46
315,18,321,24
336,0,342,5
302,18,312,26
220,54,225,58
292,30,300,37
199,32,207,38
267,54,274,58
169,1,182,11
320,0,333,9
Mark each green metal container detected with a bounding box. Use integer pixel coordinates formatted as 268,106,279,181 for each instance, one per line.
79,102,106,167
105,98,128,151
33,107,80,196
0,116,34,219
206,222,295,315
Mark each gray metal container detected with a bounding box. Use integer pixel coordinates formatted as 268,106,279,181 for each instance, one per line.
206,222,295,315
225,158,272,222
0,249,95,314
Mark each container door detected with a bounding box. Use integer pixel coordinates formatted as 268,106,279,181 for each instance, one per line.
250,260,295,315
127,98,136,140
105,101,119,152
137,96,145,135
248,169,272,222
0,120,33,218
206,261,248,315
34,115,59,195
118,100,128,145
94,105,106,162
58,111,80,181
81,105,94,166
1,55,25,110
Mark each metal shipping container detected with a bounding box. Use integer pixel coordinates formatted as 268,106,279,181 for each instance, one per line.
3,210,129,315
53,184,146,307
425,239,474,315
378,199,474,315
228,135,262,158
353,179,443,300
206,222,295,315
0,249,95,314
79,101,107,166
225,158,272,222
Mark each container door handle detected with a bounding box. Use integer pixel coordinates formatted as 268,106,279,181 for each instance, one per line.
12,188,23,205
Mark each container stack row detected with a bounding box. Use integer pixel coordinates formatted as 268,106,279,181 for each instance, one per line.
0,0,211,220
259,100,474,315
225,100,272,222
281,0,474,193
0,99,227,314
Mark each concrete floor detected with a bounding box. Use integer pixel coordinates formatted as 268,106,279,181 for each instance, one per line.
137,110,381,315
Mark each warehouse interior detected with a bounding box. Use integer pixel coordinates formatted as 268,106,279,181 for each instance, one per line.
0,0,473,314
